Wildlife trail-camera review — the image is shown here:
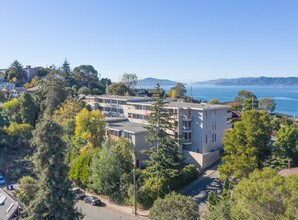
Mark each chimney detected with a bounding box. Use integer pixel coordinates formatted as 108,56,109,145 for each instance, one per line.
288,160,291,170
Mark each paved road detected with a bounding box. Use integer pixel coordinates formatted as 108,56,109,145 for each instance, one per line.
178,164,222,213
76,200,147,220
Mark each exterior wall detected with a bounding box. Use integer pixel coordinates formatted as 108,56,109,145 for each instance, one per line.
201,108,226,153
133,132,150,167
183,150,220,169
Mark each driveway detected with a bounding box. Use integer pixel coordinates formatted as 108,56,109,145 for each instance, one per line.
76,200,147,220
178,162,222,213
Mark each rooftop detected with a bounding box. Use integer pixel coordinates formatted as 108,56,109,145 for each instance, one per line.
278,167,298,176
0,188,25,220
87,95,152,102
108,121,148,134
166,102,228,110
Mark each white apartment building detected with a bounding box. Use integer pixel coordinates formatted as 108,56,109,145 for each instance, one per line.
84,95,229,169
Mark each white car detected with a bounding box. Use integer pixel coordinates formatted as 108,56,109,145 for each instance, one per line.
0,174,5,186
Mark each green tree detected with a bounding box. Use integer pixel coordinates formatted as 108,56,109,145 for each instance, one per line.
273,124,298,166
106,82,129,96
242,97,259,111
234,90,257,104
62,59,71,80
5,60,24,84
208,98,220,104
0,91,6,102
143,84,182,179
121,73,138,89
28,117,83,220
43,69,67,115
69,149,94,187
218,110,272,182
14,176,36,206
72,65,99,88
5,122,32,148
262,154,290,171
168,83,186,98
19,92,37,126
259,97,276,112
149,192,199,220
231,168,298,220
207,191,220,210
204,199,232,220
90,144,124,196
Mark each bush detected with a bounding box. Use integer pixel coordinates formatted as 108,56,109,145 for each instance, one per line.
171,164,198,189
150,192,199,220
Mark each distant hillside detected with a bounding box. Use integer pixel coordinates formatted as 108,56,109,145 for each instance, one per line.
137,77,177,86
194,77,298,86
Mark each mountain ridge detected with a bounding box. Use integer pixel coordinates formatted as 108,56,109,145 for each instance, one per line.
137,77,177,86
193,76,298,86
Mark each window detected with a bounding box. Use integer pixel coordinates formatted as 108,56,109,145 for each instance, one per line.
212,134,214,142
206,135,208,143
112,100,117,104
215,133,217,142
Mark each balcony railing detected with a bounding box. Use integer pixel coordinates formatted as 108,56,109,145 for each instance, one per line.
182,115,192,121
182,139,192,145
182,126,192,132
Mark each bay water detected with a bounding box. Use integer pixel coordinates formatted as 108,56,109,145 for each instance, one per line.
158,85,298,116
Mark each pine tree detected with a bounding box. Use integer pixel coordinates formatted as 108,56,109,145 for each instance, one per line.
28,117,83,220
143,83,182,179
62,59,71,80
43,69,67,115
19,92,37,126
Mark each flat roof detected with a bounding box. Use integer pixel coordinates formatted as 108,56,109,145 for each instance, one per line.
125,100,228,110
166,102,228,110
88,95,152,102
108,121,148,134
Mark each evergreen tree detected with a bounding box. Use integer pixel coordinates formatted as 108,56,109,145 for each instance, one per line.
28,117,83,220
273,124,298,166
43,69,67,115
62,59,71,80
218,110,272,182
19,92,37,126
5,60,24,83
149,192,199,220
143,83,182,179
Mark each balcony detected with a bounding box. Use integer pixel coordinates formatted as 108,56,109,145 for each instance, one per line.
182,139,192,145
182,126,192,133
182,115,192,121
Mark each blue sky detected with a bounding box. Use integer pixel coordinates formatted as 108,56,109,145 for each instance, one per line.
1,0,298,82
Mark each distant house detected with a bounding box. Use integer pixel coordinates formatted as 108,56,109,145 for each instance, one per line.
0,82,15,90
0,72,5,82
0,188,26,220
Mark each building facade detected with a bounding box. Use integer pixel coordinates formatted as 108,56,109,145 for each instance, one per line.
84,95,229,169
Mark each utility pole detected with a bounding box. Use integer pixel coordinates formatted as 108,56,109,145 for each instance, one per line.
133,147,137,215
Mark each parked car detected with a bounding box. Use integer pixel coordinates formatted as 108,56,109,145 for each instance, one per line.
72,188,85,200
84,196,101,206
0,174,5,187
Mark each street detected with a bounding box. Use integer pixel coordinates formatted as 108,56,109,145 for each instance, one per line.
76,200,147,220
178,163,221,213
